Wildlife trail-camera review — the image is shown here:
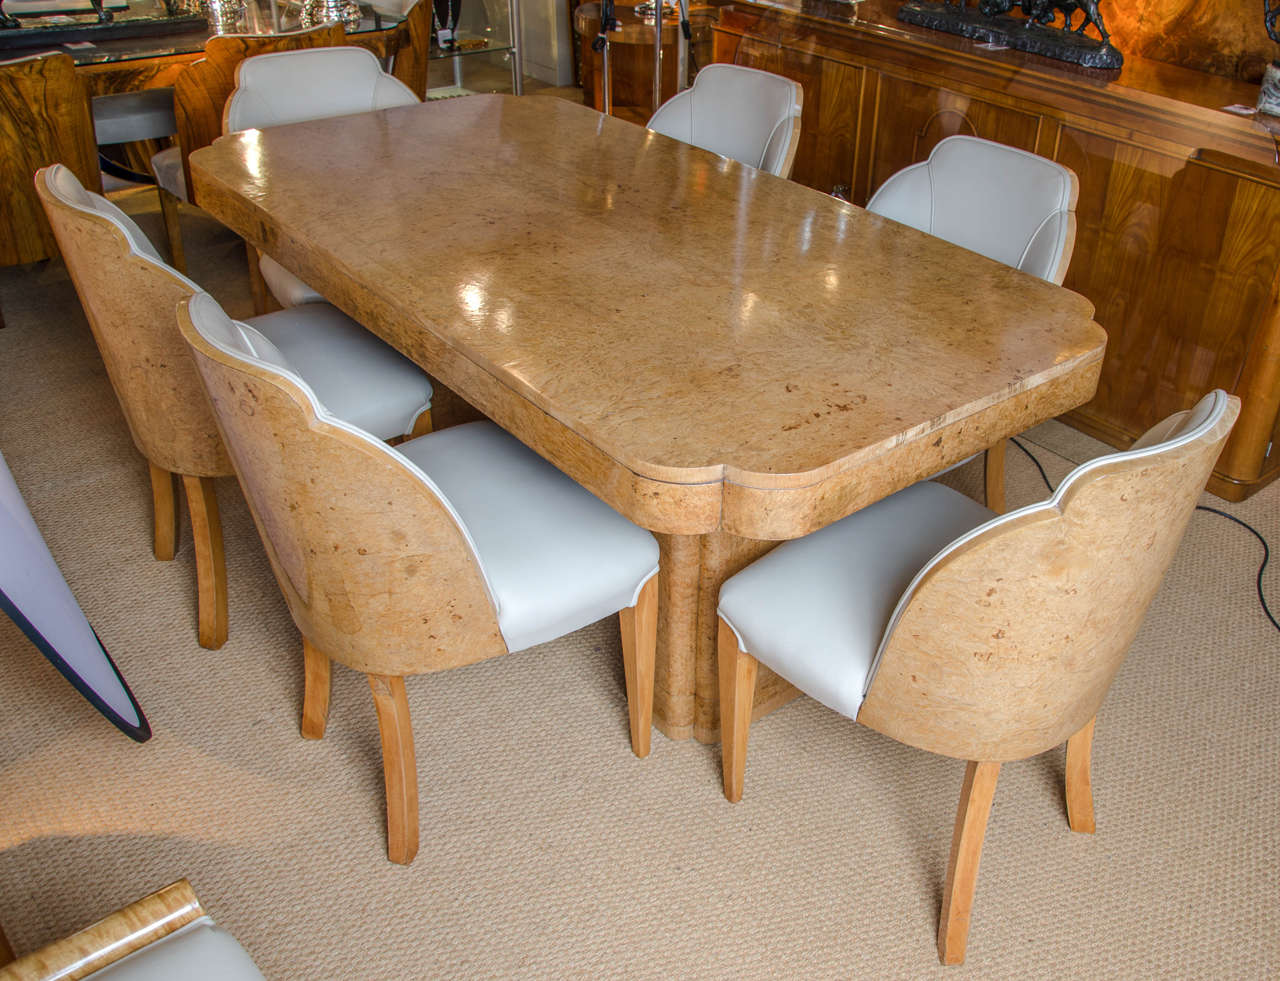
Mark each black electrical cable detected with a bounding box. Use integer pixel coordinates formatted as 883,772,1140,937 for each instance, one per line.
1009,437,1278,634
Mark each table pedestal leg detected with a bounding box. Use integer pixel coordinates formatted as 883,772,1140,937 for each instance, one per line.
652,530,800,743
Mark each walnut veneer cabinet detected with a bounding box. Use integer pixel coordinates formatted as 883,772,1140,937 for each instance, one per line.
712,0,1280,500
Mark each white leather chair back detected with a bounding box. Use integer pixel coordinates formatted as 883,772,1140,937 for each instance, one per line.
866,135,1079,285
647,64,803,179
223,46,419,133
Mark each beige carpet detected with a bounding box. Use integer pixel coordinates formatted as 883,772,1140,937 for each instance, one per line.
0,193,1276,979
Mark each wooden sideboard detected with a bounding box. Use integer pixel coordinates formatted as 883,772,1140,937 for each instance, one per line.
713,0,1280,500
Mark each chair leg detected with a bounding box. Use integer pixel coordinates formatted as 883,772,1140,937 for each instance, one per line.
0,919,14,964
1065,715,1097,834
938,760,1001,966
717,616,758,803
157,188,186,274
245,242,270,316
301,638,332,740
408,408,434,439
148,463,179,561
368,674,419,865
984,440,1007,514
618,575,658,758
181,475,227,650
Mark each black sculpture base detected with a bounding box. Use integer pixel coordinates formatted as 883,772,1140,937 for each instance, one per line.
898,2,1123,70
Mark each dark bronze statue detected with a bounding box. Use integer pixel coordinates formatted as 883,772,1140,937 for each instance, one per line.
900,0,1122,69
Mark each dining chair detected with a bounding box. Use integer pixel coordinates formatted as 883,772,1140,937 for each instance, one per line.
221,46,421,310
0,879,264,980
646,64,803,179
91,87,185,270
714,389,1239,965
0,52,101,329
866,134,1079,513
36,163,433,650
149,24,346,276
176,290,661,865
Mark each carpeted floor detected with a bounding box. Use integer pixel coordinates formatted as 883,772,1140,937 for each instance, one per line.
0,192,1276,979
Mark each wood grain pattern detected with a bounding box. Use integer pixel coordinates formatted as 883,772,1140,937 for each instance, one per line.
1,54,100,267
619,575,659,758
149,462,179,560
1105,0,1280,84
937,760,1001,966
369,673,419,865
856,396,1240,761
173,24,345,203
0,879,203,981
714,1,1280,500
1065,715,1097,833
37,165,234,649
301,637,331,739
717,616,757,802
189,94,1103,738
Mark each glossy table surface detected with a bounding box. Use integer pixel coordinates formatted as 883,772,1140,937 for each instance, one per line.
191,94,1105,539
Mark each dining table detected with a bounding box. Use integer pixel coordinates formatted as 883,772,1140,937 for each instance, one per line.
189,94,1107,743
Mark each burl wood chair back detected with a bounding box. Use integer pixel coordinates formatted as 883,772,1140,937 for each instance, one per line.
857,389,1240,762
36,163,233,649
173,24,345,202
35,165,228,480
387,0,432,100
178,292,505,676
0,53,100,269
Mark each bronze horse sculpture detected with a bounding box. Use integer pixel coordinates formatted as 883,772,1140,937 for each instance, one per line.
971,0,1114,48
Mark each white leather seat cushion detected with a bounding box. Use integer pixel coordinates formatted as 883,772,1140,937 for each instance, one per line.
90,921,264,980
397,422,659,653
149,145,186,201
259,253,325,306
718,482,993,720
248,304,431,440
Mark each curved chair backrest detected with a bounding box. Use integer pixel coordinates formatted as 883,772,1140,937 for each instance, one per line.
866,135,1079,285
857,390,1240,762
176,292,507,677
173,24,346,201
646,64,803,179
224,46,419,133
1,53,100,267
34,164,230,479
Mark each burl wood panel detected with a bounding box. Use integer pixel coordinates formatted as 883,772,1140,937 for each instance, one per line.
713,0,1280,500
1106,0,1280,84
173,24,345,202
0,55,100,267
36,167,232,480
189,95,1104,737
858,395,1240,761
179,295,509,679
0,879,203,981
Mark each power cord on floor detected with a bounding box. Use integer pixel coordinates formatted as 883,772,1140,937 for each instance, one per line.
1009,437,1278,634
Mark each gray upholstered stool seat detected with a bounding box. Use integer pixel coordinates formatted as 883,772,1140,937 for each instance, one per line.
92,88,177,146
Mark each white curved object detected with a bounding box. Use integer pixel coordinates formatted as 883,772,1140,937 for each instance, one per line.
186,291,660,655
223,46,421,308
0,446,149,741
44,164,432,441
865,134,1079,285
719,390,1234,720
646,64,803,179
